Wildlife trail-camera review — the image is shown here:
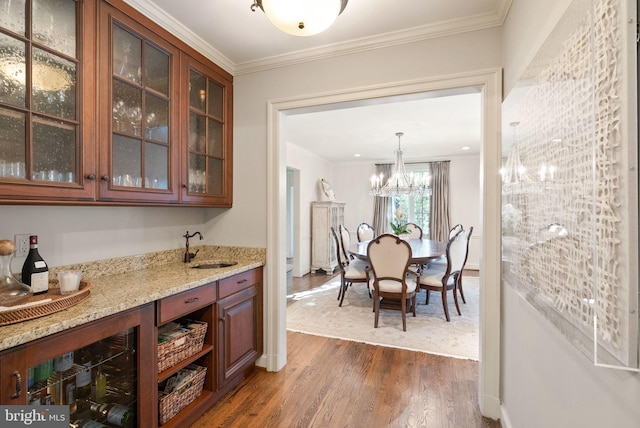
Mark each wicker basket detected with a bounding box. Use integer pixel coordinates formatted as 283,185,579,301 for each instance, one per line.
158,364,207,425
157,320,207,373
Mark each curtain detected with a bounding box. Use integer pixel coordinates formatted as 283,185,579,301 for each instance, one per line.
429,161,451,242
372,164,393,236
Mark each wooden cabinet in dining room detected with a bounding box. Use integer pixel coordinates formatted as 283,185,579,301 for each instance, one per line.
311,201,345,274
0,0,97,202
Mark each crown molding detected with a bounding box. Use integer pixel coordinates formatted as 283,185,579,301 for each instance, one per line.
236,3,511,75
125,0,512,77
123,0,235,74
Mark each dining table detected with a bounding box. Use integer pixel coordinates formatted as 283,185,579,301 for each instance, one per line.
350,237,447,265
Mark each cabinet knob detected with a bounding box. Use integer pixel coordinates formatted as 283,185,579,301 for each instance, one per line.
101,175,110,182
10,371,21,399
86,174,96,181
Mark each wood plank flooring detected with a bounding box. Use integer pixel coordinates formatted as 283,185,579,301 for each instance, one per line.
192,269,498,428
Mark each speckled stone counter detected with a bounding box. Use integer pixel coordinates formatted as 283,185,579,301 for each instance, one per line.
0,245,265,352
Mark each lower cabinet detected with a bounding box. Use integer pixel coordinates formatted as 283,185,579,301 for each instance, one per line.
0,304,156,427
0,267,263,427
217,269,263,390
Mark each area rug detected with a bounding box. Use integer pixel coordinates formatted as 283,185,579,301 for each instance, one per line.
287,276,479,360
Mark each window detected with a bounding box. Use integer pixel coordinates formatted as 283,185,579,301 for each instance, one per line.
391,163,431,238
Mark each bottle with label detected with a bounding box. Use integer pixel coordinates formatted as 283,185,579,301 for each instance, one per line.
92,362,107,400
50,351,77,414
75,346,92,400
90,401,134,428
70,420,109,428
21,235,49,294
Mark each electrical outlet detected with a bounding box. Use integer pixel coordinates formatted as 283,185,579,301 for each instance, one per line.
14,234,30,258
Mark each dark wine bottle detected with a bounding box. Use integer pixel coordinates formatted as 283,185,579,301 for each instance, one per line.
75,346,92,400
21,235,48,294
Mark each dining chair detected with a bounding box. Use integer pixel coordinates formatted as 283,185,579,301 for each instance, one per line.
367,234,417,331
356,222,375,242
405,223,423,239
331,227,370,307
427,224,472,303
338,224,356,261
416,229,469,321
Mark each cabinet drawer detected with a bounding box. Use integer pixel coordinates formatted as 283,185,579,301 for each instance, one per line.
157,283,216,324
219,270,257,299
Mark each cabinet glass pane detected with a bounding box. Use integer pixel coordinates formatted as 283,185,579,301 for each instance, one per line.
113,135,142,187
189,70,206,110
207,158,223,195
33,117,76,182
188,153,205,193
32,47,76,119
189,112,205,152
0,32,26,107
0,107,26,178
207,119,223,158
27,328,138,426
32,0,76,57
144,43,168,95
145,93,168,143
207,80,223,119
144,142,168,189
113,25,141,84
113,81,142,137
0,0,26,36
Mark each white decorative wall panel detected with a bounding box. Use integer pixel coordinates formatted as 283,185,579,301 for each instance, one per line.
502,0,638,368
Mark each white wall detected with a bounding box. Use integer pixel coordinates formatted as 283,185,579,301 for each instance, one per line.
501,1,640,427
286,142,334,275
0,205,206,272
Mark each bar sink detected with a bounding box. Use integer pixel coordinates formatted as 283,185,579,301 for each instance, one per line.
192,262,238,269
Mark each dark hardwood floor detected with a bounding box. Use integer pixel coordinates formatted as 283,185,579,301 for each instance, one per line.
192,269,498,428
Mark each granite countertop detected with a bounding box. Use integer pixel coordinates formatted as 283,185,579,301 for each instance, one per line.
0,245,265,352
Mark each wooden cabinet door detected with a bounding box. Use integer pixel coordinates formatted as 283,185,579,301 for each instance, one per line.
96,2,180,203
179,53,233,207
0,347,27,405
0,0,96,202
217,286,258,389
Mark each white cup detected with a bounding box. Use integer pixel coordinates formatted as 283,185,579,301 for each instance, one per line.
58,270,82,294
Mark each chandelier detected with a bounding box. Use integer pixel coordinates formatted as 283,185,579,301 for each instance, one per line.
370,132,432,197
250,0,348,36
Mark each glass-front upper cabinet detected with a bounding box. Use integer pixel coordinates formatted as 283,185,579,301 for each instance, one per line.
0,0,95,200
181,54,233,206
98,3,179,203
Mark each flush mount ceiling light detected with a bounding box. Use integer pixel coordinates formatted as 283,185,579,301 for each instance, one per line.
250,0,348,36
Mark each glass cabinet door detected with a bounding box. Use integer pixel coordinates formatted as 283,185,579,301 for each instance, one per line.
98,5,179,202
28,328,137,428
0,0,94,200
181,55,232,206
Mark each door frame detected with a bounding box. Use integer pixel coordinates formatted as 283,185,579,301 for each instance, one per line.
264,69,502,419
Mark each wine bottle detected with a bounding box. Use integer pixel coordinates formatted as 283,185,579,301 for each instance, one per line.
51,351,77,414
21,235,48,294
92,363,107,400
90,401,134,428
70,419,109,428
75,347,92,400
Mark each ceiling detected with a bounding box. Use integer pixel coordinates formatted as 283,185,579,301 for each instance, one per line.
130,0,508,162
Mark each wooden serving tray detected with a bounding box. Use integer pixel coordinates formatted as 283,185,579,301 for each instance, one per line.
0,280,91,326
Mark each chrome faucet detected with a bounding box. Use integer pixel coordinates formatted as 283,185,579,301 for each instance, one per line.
183,231,203,263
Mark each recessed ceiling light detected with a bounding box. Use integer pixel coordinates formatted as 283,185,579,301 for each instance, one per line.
354,154,361,157
461,146,470,151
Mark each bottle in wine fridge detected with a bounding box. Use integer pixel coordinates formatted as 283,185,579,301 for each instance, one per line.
21,235,48,294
